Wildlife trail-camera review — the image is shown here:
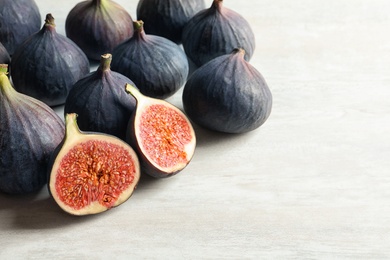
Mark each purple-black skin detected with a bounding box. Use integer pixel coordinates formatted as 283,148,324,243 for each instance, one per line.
64,54,137,141
182,0,256,67
111,21,189,99
182,49,272,134
65,0,134,61
0,42,10,65
136,0,206,44
0,68,65,194
0,0,41,55
10,14,90,107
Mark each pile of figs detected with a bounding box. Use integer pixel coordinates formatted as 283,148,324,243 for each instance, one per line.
0,0,272,216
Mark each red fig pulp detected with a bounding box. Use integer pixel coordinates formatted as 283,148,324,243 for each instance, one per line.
48,113,140,216
125,83,196,178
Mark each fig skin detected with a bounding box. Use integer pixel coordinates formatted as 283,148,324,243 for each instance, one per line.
0,0,41,55
125,83,196,178
0,64,65,195
64,53,137,140
10,14,90,107
111,20,189,99
182,0,256,67
136,0,206,44
66,0,134,61
0,42,10,65
48,113,141,216
182,48,272,134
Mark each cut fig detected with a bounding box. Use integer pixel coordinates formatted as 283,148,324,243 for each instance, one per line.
48,113,140,216
125,83,196,178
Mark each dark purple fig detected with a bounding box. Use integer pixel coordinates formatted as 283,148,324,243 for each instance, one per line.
0,42,10,65
10,14,90,107
182,0,256,67
0,0,41,55
182,48,272,134
48,113,140,216
125,83,196,178
0,64,65,194
66,0,134,61
136,0,206,43
64,53,137,140
111,20,189,99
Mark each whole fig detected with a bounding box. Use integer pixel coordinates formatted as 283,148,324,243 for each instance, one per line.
64,53,137,140
66,0,134,60
111,20,188,99
0,64,65,194
0,0,41,55
182,49,272,134
11,14,90,107
136,0,206,43
182,0,255,67
48,113,140,216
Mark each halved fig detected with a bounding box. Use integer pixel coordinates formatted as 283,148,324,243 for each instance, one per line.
48,113,140,216
125,83,196,178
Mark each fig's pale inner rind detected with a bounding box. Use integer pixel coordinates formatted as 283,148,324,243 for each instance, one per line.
55,139,137,210
139,104,193,169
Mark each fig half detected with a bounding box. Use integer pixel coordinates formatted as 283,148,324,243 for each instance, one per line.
48,113,140,216
125,83,196,178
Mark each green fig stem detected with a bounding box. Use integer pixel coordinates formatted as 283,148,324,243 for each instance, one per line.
99,53,112,72
64,113,83,140
0,64,16,95
45,13,56,27
0,64,8,74
133,20,144,32
125,83,143,102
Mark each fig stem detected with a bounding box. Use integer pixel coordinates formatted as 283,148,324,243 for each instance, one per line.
99,53,112,72
125,83,142,101
0,64,8,74
0,64,15,95
64,113,83,140
45,13,56,27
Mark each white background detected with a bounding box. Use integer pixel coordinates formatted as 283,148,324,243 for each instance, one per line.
1,0,390,259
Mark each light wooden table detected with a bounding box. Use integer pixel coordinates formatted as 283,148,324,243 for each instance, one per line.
1,0,389,259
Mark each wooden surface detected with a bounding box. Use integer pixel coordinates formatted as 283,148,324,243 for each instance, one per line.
1,0,390,259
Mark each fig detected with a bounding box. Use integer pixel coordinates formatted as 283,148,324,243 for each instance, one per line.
136,0,206,43
182,0,256,67
0,42,10,65
48,113,140,216
111,20,188,99
10,13,90,107
64,53,137,140
65,0,134,60
0,0,41,55
0,64,65,194
182,48,272,134
125,83,196,178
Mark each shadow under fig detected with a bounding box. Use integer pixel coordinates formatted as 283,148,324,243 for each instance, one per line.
191,121,255,148
0,188,103,230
